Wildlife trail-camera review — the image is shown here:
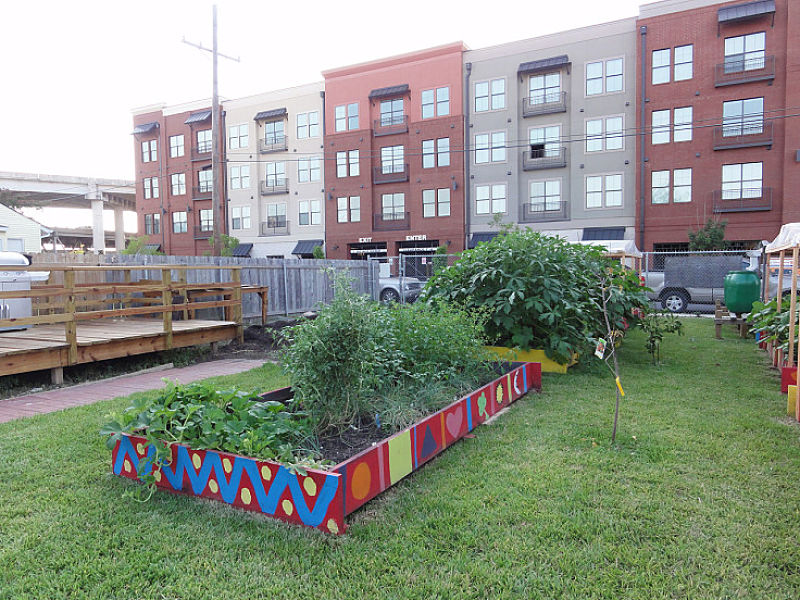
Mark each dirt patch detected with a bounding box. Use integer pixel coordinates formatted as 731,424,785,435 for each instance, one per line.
317,422,390,466
208,318,298,361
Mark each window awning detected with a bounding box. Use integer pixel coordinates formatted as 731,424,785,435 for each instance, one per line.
132,122,159,135
232,243,253,257
518,55,570,75
582,227,625,241
468,232,498,249
185,110,212,124
292,239,323,256
369,84,410,100
254,108,287,121
718,0,775,23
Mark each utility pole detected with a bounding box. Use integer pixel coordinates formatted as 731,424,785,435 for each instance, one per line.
183,5,239,256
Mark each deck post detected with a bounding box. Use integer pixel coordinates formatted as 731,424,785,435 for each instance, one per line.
232,268,244,342
51,367,64,385
260,288,269,326
179,268,189,321
64,270,78,365
162,268,173,350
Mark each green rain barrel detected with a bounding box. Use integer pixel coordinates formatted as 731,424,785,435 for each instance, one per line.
724,270,760,314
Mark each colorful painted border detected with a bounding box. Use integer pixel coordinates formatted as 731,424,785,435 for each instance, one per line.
110,362,541,533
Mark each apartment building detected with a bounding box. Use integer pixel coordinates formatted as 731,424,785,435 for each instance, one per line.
322,43,467,262
132,100,225,255
637,0,795,251
223,83,325,258
464,19,638,247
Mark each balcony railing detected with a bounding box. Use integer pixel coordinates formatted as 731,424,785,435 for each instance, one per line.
713,187,772,213
373,164,409,184
194,226,213,239
521,147,568,171
713,120,773,150
192,143,212,159
520,200,569,223
714,55,775,87
192,185,213,199
373,114,408,136
259,136,288,153
260,219,290,236
260,178,289,195
373,212,411,231
522,91,567,118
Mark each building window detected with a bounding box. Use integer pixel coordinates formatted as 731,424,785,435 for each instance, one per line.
297,111,319,138
475,132,506,163
673,107,693,142
379,99,404,126
722,162,762,199
586,174,622,208
422,140,435,169
674,45,693,81
143,177,159,199
298,200,321,226
298,158,321,183
674,168,692,203
651,170,670,204
230,165,250,190
141,139,157,163
169,134,184,158
336,151,359,178
652,49,671,85
475,134,489,164
530,125,561,157
722,97,764,136
422,188,451,218
267,203,287,228
381,145,404,173
530,179,562,212
170,173,186,196
491,132,505,162
231,206,251,230
172,211,187,233
198,169,213,193
266,162,285,186
337,196,360,223
437,138,451,167
586,58,623,95
652,110,670,145
264,120,285,144
381,193,405,220
476,184,506,214
228,124,248,149
530,73,561,105
422,87,450,119
724,32,766,73
475,78,505,112
199,209,214,232
197,129,212,153
145,213,152,234
335,103,358,132
586,117,623,152
336,152,347,177
144,213,161,235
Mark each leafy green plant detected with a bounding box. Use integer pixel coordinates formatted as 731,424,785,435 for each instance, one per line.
747,298,795,352
312,245,325,259
688,218,728,251
121,235,164,255
638,312,683,365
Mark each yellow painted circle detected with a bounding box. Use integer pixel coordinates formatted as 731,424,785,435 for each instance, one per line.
282,499,294,516
327,519,339,534
192,454,202,469
208,479,219,494
154,470,162,483
123,459,131,473
261,465,272,481
303,477,317,497
223,458,232,473
241,488,252,505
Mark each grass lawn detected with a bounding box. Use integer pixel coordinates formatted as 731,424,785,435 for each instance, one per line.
1,318,800,599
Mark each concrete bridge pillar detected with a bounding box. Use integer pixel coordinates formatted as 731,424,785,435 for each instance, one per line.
114,207,125,251
87,181,104,253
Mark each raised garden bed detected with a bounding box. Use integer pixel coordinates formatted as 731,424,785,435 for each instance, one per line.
485,345,576,374
110,361,541,534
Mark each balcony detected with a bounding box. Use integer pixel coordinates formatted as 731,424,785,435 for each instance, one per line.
714,55,775,87
373,164,409,184
260,219,290,236
522,92,567,118
521,147,568,171
192,143,212,161
713,120,773,150
260,178,289,196
520,200,569,223
259,136,288,153
713,187,772,213
373,212,410,231
194,226,213,239
373,115,408,137
192,185,213,200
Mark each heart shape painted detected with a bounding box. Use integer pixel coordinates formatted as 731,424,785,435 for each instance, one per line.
445,407,463,437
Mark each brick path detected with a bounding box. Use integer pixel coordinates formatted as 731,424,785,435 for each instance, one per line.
0,359,268,424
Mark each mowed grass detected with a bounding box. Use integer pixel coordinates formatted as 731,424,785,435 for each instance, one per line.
1,319,800,599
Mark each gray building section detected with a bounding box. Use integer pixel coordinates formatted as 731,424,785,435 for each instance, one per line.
464,18,637,245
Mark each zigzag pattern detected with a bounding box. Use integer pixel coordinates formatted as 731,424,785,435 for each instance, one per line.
113,437,339,527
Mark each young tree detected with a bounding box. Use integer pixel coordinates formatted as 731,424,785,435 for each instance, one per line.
688,219,728,251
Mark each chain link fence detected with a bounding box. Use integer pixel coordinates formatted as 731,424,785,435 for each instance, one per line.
368,254,461,304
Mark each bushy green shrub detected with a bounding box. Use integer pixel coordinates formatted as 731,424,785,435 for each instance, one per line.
748,297,795,352
421,231,648,364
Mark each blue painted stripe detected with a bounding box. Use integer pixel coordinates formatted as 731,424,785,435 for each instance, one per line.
466,396,473,431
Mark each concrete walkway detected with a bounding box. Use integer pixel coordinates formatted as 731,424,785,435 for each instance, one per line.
0,359,268,424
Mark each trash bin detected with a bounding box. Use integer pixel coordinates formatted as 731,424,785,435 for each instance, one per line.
723,270,760,314
0,252,50,332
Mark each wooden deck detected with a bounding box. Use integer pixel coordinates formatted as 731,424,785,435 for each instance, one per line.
0,318,238,377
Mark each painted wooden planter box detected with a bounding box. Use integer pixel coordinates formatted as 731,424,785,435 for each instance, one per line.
111,361,541,534
485,345,575,374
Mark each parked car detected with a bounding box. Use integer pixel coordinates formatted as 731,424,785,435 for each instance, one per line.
378,276,424,303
